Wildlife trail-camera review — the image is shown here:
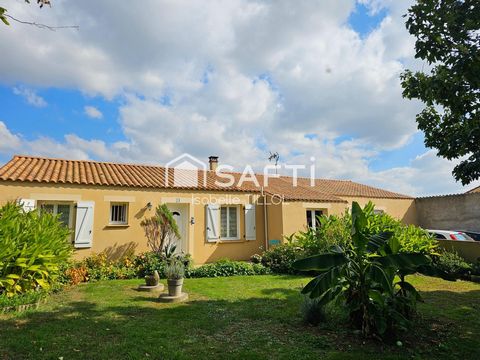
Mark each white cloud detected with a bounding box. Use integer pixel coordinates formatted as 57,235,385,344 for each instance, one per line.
0,0,472,195
84,105,103,119
0,121,21,152
12,86,47,107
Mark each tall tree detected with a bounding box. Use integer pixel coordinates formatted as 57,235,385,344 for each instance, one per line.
401,0,479,185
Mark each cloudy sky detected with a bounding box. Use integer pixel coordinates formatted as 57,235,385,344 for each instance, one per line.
0,0,477,196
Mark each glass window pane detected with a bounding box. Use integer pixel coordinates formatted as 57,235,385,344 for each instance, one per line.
220,207,228,238
306,210,312,228
229,207,237,238
41,204,54,214
315,210,322,228
57,204,71,227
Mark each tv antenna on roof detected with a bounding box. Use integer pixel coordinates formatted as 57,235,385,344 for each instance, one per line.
268,151,280,174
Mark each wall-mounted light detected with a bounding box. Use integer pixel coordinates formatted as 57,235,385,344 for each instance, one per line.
146,202,153,210
190,217,195,225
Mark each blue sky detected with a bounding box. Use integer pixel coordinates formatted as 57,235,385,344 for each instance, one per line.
0,0,475,195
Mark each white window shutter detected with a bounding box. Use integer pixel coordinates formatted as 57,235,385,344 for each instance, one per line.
206,204,220,242
244,204,256,240
17,199,35,212
74,201,94,248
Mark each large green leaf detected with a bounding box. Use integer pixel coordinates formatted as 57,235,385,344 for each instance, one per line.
396,280,422,301
293,253,347,271
366,232,393,253
301,265,343,301
378,253,429,270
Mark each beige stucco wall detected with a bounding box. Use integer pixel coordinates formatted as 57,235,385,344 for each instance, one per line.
0,181,265,264
0,180,419,263
278,197,417,242
339,197,417,224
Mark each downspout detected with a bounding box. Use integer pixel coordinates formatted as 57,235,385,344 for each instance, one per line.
262,187,269,251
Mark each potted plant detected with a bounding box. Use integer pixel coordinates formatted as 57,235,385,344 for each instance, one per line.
144,269,160,287
165,259,185,297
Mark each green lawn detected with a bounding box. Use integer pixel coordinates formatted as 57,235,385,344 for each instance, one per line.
0,275,479,359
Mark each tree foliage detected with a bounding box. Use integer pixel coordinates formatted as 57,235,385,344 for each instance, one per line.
401,0,480,185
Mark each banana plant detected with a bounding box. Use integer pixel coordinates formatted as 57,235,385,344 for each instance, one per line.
293,202,430,338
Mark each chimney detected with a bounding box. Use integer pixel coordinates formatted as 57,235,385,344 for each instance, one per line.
208,156,218,171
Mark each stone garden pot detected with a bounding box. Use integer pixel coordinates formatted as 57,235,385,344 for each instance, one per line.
167,278,184,297
145,270,160,286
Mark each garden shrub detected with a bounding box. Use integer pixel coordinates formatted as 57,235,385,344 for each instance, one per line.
300,295,326,326
0,202,72,296
257,202,437,275
296,213,351,256
0,289,49,313
260,243,304,274
433,249,472,280
188,259,270,278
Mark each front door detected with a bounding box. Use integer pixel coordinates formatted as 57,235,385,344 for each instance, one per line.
167,204,188,254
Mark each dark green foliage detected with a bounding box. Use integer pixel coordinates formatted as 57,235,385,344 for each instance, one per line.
258,202,436,275
0,202,72,296
0,289,48,312
260,243,304,274
61,252,267,283
433,249,472,279
188,259,270,278
300,295,326,326
401,0,480,185
293,202,430,339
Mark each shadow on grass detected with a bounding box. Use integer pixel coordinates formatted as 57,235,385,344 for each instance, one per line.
0,285,479,360
0,287,330,360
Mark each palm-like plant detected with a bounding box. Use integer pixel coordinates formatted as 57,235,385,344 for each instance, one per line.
140,204,180,255
293,202,429,338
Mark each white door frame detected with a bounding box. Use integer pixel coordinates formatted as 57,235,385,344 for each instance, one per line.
166,203,190,254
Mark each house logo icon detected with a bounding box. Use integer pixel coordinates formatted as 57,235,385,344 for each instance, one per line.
165,153,207,188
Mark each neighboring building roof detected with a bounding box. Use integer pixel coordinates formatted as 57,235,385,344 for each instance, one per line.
466,185,480,194
0,155,411,201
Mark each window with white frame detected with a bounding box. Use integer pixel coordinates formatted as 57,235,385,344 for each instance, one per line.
39,202,73,228
220,205,239,239
306,209,323,230
110,203,128,225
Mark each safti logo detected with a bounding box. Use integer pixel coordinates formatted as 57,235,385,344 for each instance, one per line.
165,154,207,188
165,153,317,189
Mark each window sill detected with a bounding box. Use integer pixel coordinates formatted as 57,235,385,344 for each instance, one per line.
218,238,243,243
106,224,130,228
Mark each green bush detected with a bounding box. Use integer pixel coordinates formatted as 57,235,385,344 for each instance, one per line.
260,243,304,274
296,213,351,256
433,250,472,280
0,289,48,312
0,202,72,296
258,202,437,275
301,295,326,326
188,259,270,278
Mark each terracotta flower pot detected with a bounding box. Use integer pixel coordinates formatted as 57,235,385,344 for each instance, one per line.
145,270,160,286
167,278,184,297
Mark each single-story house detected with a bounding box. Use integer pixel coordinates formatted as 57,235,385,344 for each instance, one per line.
0,155,416,264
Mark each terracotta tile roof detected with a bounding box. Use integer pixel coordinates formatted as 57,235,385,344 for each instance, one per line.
466,185,480,194
292,177,412,199
0,155,411,201
0,155,257,193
